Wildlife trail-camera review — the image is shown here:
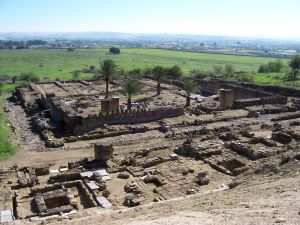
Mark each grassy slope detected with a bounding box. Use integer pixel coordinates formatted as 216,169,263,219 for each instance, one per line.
0,48,289,81
0,84,16,160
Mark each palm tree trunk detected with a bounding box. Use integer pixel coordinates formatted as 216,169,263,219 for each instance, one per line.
127,96,132,110
186,94,191,107
105,77,109,98
157,81,161,95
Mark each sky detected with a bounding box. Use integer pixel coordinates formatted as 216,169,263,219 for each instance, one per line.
1,0,300,39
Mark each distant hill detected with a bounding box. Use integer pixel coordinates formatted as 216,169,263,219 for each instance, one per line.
1,31,299,42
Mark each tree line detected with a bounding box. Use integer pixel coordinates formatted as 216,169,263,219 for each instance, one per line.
258,56,300,80
0,40,47,49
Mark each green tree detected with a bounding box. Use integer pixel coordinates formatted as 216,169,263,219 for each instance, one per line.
289,55,300,80
224,64,234,77
99,59,118,98
11,75,17,83
213,65,224,75
189,69,209,80
258,64,270,73
109,47,121,54
166,65,183,80
121,78,143,110
72,71,80,79
152,65,167,95
19,72,39,82
183,79,200,107
268,59,284,73
128,68,142,77
0,83,3,95
118,68,127,77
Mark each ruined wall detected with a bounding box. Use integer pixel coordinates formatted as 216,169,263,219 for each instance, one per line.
233,95,288,108
236,82,300,97
48,97,77,124
220,83,270,99
192,79,271,100
71,107,184,135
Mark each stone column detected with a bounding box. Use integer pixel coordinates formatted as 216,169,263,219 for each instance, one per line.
219,89,234,108
94,143,114,161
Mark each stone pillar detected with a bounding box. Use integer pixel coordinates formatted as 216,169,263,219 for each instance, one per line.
101,97,119,114
94,143,114,161
219,89,234,108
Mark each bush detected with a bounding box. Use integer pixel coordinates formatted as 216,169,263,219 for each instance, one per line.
0,83,3,95
258,64,270,73
16,81,30,88
285,68,300,81
213,65,224,75
128,68,142,77
72,72,80,79
18,72,40,82
224,64,234,77
143,67,153,76
165,65,183,80
236,72,254,83
189,69,209,80
258,59,284,73
109,47,120,54
12,75,17,83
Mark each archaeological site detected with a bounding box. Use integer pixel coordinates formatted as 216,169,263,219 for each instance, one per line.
1,77,300,224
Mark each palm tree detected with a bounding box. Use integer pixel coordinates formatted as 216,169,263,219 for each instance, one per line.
121,78,143,110
152,65,166,95
99,59,118,98
183,79,200,107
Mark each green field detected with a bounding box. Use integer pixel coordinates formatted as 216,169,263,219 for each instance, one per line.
0,48,291,83
0,84,16,160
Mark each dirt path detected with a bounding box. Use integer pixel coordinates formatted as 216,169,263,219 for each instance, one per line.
5,100,45,151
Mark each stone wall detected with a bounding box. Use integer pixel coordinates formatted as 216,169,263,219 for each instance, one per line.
236,82,300,97
192,79,271,100
233,95,288,108
71,107,184,135
191,79,300,98
47,96,184,135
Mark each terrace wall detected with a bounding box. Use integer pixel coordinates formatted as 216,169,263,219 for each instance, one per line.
70,107,184,135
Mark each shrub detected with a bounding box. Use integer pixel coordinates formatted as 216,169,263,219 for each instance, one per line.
259,59,284,73
224,64,234,77
236,72,254,83
165,65,183,80
213,65,224,75
189,69,209,80
18,72,40,82
258,64,270,73
128,68,142,77
109,47,120,54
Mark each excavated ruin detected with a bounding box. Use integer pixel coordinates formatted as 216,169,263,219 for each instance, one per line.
1,78,300,223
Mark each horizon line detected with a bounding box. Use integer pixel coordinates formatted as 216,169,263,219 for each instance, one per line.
1,31,300,41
